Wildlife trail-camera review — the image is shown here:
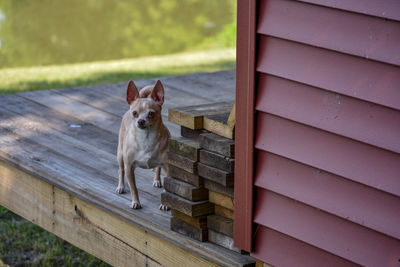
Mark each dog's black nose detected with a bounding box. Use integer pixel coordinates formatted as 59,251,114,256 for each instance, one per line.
138,119,145,126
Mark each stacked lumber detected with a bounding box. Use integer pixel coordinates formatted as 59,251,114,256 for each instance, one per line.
161,135,212,241
198,133,239,252
164,102,240,252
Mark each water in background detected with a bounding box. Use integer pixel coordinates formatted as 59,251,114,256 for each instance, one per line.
0,0,235,68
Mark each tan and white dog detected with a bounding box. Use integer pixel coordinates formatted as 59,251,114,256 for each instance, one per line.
116,80,170,209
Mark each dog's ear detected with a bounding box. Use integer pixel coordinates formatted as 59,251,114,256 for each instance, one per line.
151,80,165,105
126,80,139,105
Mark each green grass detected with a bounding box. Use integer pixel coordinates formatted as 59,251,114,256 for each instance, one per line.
0,48,236,94
0,206,109,267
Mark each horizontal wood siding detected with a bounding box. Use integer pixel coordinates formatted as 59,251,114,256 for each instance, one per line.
249,0,400,266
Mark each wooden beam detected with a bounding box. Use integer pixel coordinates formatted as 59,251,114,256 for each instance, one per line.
168,102,233,130
199,132,235,158
215,205,234,220
168,137,201,161
161,192,214,217
209,191,234,211
203,102,236,139
164,177,208,201
168,151,198,174
198,163,234,187
0,160,219,267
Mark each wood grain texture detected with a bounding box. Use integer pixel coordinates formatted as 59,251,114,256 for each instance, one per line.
200,149,234,173
169,165,203,187
209,191,234,211
167,151,198,174
168,102,233,130
203,112,235,139
161,192,214,217
198,163,234,187
199,132,235,157
180,126,208,140
171,209,208,229
215,205,234,220
171,217,208,242
209,230,241,253
164,177,208,202
0,160,219,267
168,137,201,161
0,71,259,267
207,215,234,237
204,180,234,198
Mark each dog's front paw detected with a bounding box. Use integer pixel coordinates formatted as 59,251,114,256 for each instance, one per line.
153,179,162,188
130,201,142,209
159,204,170,211
115,186,126,194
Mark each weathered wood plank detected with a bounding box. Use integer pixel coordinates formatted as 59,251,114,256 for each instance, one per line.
207,215,234,237
227,102,236,129
0,125,168,224
164,177,208,201
198,163,234,187
171,209,208,229
256,260,274,267
0,94,117,154
19,90,122,135
53,83,180,136
94,79,213,111
0,160,218,267
168,102,233,130
0,103,162,198
161,192,214,217
171,217,208,242
19,88,180,137
200,132,235,158
168,136,201,161
0,71,257,267
168,152,198,174
209,191,234,211
209,230,242,253
203,112,235,139
200,149,235,173
0,126,255,266
215,205,234,220
204,180,234,198
181,126,208,140
169,165,204,187
161,70,236,102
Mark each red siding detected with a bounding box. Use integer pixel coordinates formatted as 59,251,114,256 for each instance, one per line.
235,0,400,266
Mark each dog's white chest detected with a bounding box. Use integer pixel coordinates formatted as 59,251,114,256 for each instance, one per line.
128,129,163,169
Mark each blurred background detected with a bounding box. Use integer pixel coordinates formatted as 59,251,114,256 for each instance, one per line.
0,0,236,93
0,0,236,265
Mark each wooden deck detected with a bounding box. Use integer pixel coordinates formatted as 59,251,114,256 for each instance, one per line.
0,70,256,266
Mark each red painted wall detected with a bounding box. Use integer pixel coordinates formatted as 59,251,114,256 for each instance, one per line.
235,0,400,266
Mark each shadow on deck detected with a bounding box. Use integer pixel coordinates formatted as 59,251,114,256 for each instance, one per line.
0,70,255,266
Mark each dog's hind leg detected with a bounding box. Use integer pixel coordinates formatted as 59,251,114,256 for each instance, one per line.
115,154,126,194
153,167,162,188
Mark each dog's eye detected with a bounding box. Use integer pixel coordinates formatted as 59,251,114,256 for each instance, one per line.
148,111,155,118
132,111,138,117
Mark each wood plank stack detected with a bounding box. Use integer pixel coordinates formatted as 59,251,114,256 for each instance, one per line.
162,102,241,252
198,132,239,252
161,135,212,241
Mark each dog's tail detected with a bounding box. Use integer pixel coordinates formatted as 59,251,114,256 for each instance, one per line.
139,85,153,98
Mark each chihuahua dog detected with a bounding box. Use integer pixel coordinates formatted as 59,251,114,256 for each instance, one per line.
116,80,170,210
